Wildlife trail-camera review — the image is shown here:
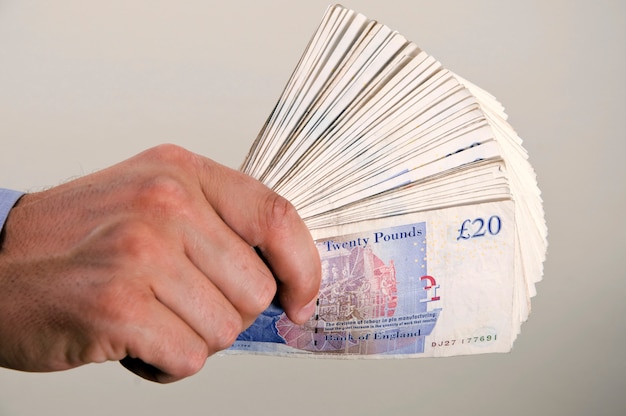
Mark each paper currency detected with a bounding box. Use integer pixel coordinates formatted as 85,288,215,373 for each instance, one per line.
230,201,517,357
226,4,547,358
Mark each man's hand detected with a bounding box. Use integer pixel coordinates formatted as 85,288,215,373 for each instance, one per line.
0,144,321,383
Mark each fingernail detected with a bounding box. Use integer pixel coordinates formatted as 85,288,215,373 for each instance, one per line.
296,297,318,324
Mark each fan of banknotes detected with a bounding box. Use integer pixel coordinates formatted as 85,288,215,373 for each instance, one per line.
226,4,547,358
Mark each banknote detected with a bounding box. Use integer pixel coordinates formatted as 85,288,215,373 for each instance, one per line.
226,200,518,358
230,4,545,358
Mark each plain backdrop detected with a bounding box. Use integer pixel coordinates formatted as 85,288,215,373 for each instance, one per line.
1,1,624,415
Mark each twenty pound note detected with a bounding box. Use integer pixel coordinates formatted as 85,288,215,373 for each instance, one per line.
226,200,520,358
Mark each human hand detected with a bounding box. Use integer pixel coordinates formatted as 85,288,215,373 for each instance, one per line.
0,144,321,383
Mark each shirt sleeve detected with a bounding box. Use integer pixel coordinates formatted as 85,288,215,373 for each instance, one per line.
0,188,24,232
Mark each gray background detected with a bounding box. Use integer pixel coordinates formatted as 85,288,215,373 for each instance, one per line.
1,1,624,415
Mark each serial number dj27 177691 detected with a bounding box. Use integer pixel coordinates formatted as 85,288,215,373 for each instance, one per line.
431,334,497,348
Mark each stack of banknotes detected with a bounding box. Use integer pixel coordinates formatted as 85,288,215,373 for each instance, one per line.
227,4,547,358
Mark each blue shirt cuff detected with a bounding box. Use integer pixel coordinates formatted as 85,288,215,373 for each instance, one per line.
0,188,24,232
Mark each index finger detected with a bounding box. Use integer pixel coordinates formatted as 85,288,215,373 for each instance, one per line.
196,157,321,325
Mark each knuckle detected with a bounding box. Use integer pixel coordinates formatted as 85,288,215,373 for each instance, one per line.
262,192,299,234
211,314,242,351
258,273,279,305
104,220,161,265
144,144,195,167
247,274,277,315
134,175,192,219
94,279,150,324
176,345,208,378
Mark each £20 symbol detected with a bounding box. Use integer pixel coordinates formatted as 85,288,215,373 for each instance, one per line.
457,215,502,240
